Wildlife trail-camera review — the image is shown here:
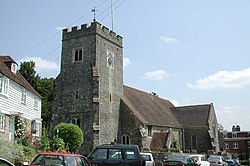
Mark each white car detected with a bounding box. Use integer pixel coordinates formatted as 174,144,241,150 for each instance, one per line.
190,154,210,166
140,152,155,166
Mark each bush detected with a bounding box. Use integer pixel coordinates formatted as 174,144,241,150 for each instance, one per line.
0,139,24,163
54,123,83,152
22,146,37,163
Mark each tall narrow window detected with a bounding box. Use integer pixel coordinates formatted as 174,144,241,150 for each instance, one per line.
21,88,27,104
34,97,38,109
148,126,152,137
0,114,5,131
0,77,9,95
191,135,197,150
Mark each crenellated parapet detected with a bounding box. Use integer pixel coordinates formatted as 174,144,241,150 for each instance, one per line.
62,21,122,47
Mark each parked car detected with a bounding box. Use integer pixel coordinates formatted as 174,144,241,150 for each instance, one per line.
190,154,210,166
163,155,198,166
140,152,155,166
88,144,145,166
29,152,91,166
207,155,228,166
0,157,15,166
225,160,237,166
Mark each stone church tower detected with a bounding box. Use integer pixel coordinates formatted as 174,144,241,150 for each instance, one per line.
51,21,123,153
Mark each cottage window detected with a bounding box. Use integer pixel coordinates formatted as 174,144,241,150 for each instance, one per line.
0,77,9,96
0,114,5,131
232,133,237,138
34,97,38,109
31,120,36,133
21,88,27,104
73,48,83,62
233,143,239,149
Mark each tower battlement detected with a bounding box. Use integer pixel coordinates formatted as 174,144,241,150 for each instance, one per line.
62,21,122,46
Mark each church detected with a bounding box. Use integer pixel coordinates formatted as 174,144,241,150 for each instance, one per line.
50,21,221,154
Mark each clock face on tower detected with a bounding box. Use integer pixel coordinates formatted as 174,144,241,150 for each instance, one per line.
107,51,114,69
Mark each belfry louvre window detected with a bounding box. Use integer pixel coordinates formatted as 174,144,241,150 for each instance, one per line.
73,48,83,62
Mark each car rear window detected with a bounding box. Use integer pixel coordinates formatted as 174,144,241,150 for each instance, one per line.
141,154,151,161
124,150,137,160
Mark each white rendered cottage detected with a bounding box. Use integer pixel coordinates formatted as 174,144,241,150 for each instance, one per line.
0,55,42,142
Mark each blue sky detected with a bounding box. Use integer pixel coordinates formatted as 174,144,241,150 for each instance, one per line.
1,0,250,131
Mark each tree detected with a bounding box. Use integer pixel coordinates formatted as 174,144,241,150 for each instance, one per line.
19,61,54,129
35,78,54,129
54,123,83,152
19,61,38,88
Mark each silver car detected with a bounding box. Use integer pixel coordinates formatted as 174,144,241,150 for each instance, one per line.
208,155,228,166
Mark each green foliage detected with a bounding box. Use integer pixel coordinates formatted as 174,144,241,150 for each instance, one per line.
40,128,51,151
19,61,38,88
0,138,24,163
22,146,37,162
19,61,54,129
54,123,83,152
14,116,30,146
51,135,66,151
35,78,54,129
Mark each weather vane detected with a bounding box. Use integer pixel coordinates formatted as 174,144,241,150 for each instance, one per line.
92,6,97,22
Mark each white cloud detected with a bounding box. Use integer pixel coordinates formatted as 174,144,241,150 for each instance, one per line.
123,58,131,68
19,56,59,75
187,68,250,89
160,36,178,44
216,105,249,131
143,69,170,80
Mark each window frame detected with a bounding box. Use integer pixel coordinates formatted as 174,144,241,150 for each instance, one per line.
0,114,5,131
73,48,84,62
0,76,9,96
34,96,39,109
21,88,27,104
233,143,239,149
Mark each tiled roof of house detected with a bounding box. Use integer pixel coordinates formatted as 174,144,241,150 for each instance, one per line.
0,55,41,97
170,104,211,127
122,85,182,128
150,132,169,151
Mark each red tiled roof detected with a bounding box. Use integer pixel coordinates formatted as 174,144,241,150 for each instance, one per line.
171,104,211,127
122,85,182,128
0,55,41,97
150,132,169,151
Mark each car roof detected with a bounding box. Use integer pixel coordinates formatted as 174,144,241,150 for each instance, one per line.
190,154,205,157
96,144,140,149
140,152,153,155
0,158,15,166
38,152,83,157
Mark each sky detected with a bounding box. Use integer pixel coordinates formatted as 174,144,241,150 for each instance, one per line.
1,0,250,131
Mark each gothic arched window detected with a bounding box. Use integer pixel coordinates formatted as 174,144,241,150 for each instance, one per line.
71,117,81,128
121,134,130,145
73,48,83,62
191,135,197,151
